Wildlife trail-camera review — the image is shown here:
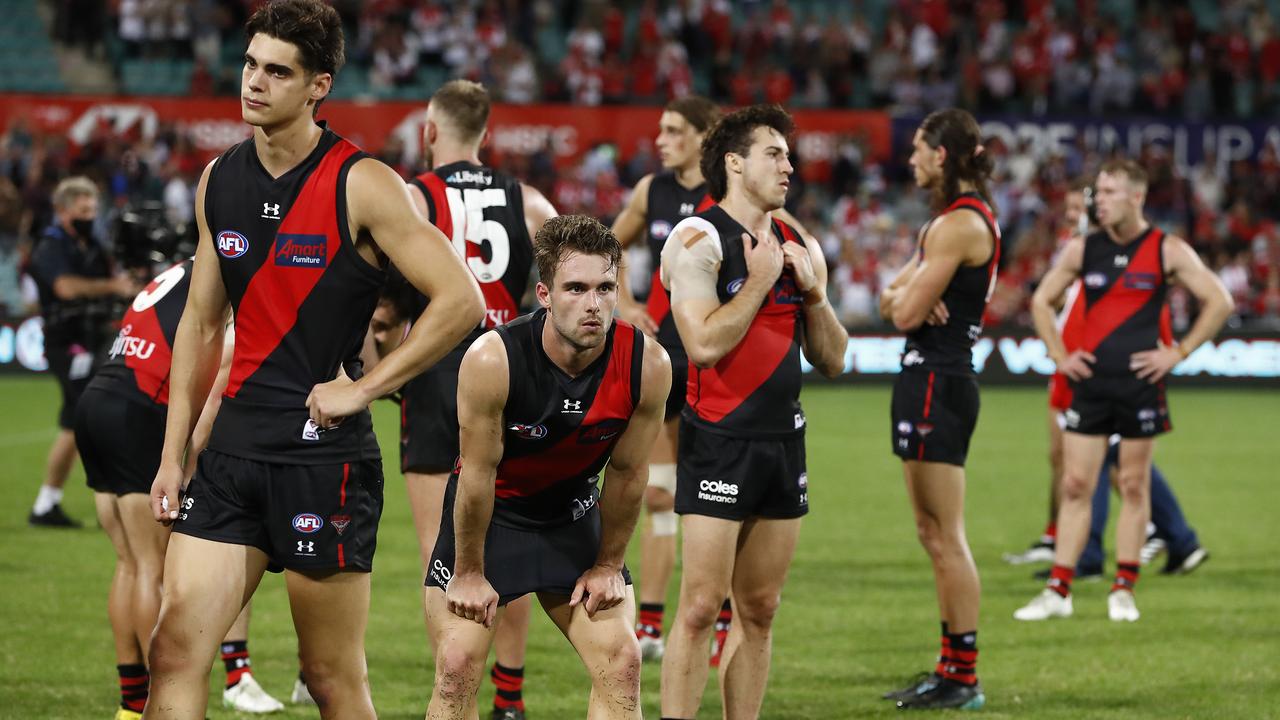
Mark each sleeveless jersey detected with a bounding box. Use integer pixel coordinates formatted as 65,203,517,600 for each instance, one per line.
204,125,385,464
643,171,715,352
88,259,192,407
472,309,644,531
1050,272,1172,409
1079,225,1168,376
410,161,534,346
672,205,807,438
902,194,1001,375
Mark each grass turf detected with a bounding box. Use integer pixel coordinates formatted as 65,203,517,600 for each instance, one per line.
0,377,1276,719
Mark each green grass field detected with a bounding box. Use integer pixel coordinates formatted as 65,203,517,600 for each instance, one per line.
1,377,1277,719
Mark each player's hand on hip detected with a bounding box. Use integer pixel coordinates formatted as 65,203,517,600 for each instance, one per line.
781,242,818,293
618,298,659,336
1056,349,1095,381
743,232,783,288
570,564,626,617
446,572,499,627
305,370,367,429
150,461,184,525
1130,341,1180,383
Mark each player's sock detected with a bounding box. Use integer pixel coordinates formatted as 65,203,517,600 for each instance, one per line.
1048,564,1074,597
491,662,525,713
118,663,148,712
934,622,950,675
942,630,979,686
637,602,664,638
1042,522,1057,545
1112,561,1140,593
221,640,252,688
32,484,63,515
709,599,732,667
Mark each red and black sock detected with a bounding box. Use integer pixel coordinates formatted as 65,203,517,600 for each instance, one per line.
942,631,978,686
491,663,525,713
1042,522,1057,545
1112,561,1140,593
1048,564,1074,598
637,602,664,639
714,599,733,632
934,622,950,676
221,640,251,688
118,663,148,712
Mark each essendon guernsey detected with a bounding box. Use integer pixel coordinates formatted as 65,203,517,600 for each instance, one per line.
1078,226,1169,376
410,161,533,341
673,205,807,438
903,194,1001,374
462,309,643,530
644,171,714,351
1048,276,1172,409
204,126,385,463
89,259,192,406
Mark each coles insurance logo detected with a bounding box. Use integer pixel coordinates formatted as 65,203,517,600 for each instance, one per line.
217,230,249,259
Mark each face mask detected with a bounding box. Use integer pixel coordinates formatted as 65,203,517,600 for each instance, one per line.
72,219,95,239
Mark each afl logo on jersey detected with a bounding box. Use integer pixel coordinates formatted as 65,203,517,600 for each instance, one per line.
217,230,249,259
650,220,673,240
292,513,324,534
508,423,548,440
1084,272,1107,289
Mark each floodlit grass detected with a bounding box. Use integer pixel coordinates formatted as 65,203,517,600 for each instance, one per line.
1,376,1276,718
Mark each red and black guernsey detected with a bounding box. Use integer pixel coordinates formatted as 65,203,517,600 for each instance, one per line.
204,125,385,464
409,161,534,344
1079,225,1169,376
675,204,807,438
88,259,192,407
467,308,644,531
644,171,715,352
904,193,1002,375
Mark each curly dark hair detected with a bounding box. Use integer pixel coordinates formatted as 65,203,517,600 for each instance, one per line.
918,108,996,213
245,0,345,111
534,215,622,286
699,104,794,202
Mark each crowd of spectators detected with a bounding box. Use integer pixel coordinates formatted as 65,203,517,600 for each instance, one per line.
3,106,1279,331
44,0,1280,119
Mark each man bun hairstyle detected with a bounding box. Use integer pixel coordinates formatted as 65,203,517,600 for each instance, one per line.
246,0,345,108
430,80,492,143
918,108,996,213
534,215,622,286
700,104,794,202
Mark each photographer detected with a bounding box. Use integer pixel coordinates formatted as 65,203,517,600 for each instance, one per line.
26,177,138,527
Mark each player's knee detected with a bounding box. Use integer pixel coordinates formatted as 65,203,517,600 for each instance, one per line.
734,591,782,633
1115,469,1149,502
299,658,366,709
1060,472,1094,503
913,515,945,556
433,641,486,700
146,619,192,676
645,485,675,512
676,592,724,632
646,463,677,502
597,635,641,695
